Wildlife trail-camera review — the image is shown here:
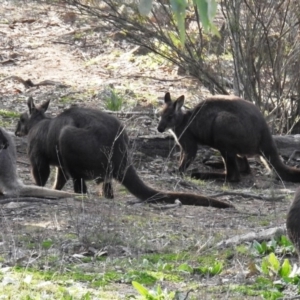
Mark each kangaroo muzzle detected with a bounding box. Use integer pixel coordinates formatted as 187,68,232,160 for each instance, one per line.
157,124,166,133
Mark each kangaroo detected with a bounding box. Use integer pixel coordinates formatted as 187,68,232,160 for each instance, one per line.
286,188,300,257
0,127,74,198
0,128,9,150
157,92,300,182
14,97,233,209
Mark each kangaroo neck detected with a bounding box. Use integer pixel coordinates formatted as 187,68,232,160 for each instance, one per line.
172,110,193,138
29,115,50,134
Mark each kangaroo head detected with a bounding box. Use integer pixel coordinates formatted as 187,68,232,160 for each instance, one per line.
157,92,185,133
15,97,50,137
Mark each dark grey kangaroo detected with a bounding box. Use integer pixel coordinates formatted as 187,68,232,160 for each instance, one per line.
286,188,300,257
0,127,74,198
14,97,233,208
0,129,9,150
157,92,300,182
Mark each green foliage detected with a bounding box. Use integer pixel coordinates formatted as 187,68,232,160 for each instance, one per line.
251,236,295,256
132,281,176,300
177,261,223,277
194,261,223,276
255,252,300,295
170,0,187,44
104,88,123,111
193,0,219,36
124,271,157,285
41,239,54,250
138,0,219,43
0,109,20,118
261,290,284,300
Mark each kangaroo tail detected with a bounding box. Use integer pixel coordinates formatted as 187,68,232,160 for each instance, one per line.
162,192,233,208
17,185,76,198
118,165,233,209
260,129,300,182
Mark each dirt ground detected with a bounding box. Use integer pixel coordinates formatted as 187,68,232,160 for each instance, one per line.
0,1,299,299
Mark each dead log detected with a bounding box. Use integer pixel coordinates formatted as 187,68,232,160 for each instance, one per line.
216,226,286,248
130,134,300,160
13,132,300,162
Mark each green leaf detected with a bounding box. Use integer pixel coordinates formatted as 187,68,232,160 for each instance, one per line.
261,241,269,253
279,259,291,278
261,257,269,275
156,284,162,295
177,263,193,273
138,0,153,16
210,261,223,275
268,253,280,273
132,281,150,297
193,0,219,37
170,0,187,44
268,239,277,251
253,240,264,254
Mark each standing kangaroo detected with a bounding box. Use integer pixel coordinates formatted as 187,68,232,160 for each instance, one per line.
157,92,300,182
0,127,74,198
286,188,300,257
14,97,233,209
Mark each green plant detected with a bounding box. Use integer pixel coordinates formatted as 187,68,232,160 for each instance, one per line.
251,236,295,257
0,109,20,118
104,88,123,111
177,261,223,277
132,281,176,300
42,239,54,250
256,253,300,284
194,261,223,276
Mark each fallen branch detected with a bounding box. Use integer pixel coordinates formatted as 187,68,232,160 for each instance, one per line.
209,191,285,202
0,197,61,205
0,76,70,88
0,59,15,65
216,226,286,248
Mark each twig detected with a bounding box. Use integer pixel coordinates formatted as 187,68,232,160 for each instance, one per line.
0,197,61,205
210,191,285,202
0,76,70,88
0,59,15,65
287,149,300,164
117,74,194,82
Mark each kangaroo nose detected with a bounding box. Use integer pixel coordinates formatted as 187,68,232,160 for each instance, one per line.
157,125,165,133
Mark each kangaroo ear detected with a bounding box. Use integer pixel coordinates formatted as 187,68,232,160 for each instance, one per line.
175,95,185,111
27,97,35,114
164,92,172,104
40,100,50,113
